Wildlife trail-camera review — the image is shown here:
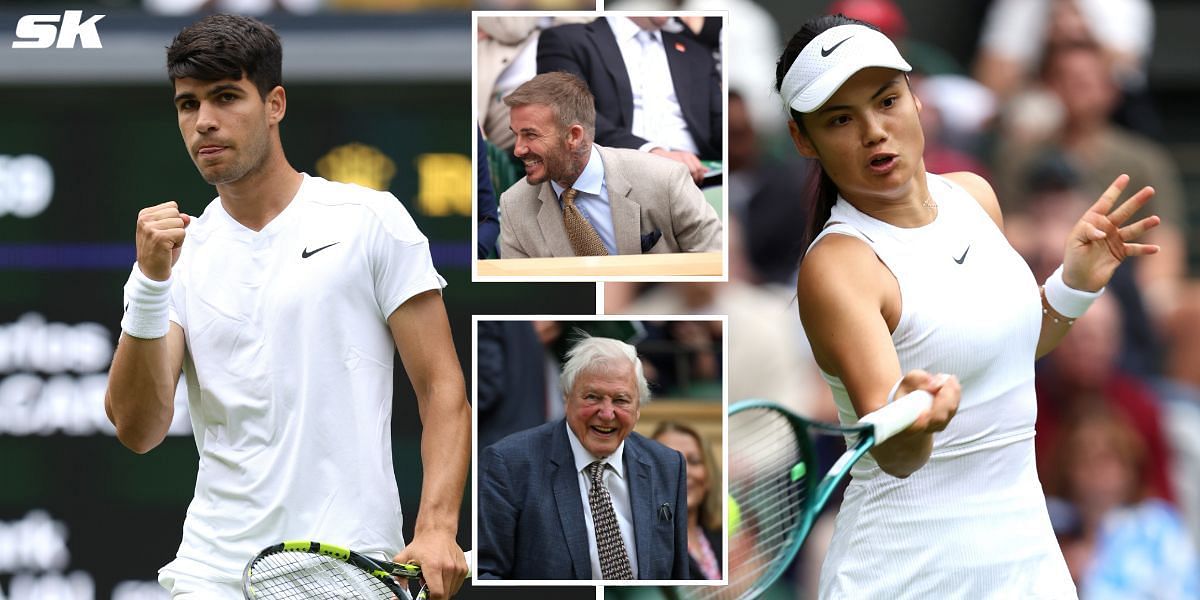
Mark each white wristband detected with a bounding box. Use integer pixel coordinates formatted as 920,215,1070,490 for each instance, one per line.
1044,264,1103,319
121,263,172,339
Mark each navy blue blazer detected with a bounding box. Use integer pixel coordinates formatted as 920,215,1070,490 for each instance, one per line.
537,18,722,161
477,419,690,580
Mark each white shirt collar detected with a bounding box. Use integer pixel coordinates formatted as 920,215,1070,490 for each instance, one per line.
565,420,626,480
551,145,604,200
607,16,646,44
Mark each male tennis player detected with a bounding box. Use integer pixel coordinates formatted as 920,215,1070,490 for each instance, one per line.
103,15,469,599
477,335,689,580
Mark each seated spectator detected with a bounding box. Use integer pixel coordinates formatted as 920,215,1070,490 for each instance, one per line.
1036,294,1175,502
652,421,723,580
1045,414,1199,598
537,15,721,184
992,39,1186,321
496,72,721,258
1156,282,1200,548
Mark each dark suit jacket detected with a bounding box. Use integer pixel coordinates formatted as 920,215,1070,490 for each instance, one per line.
686,526,723,580
476,321,550,449
537,18,722,160
477,127,500,259
478,420,690,580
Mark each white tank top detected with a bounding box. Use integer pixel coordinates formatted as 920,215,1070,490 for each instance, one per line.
809,173,1076,598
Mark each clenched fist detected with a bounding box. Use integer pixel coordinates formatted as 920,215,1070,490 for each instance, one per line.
135,201,191,281
895,369,961,435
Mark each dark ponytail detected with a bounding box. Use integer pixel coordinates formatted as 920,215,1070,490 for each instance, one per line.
776,14,880,257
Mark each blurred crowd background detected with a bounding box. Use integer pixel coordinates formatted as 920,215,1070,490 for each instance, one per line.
1,0,1198,598
602,0,1200,598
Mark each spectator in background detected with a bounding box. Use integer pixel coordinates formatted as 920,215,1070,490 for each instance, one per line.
478,126,500,258
1036,294,1175,503
497,72,722,258
608,0,784,135
727,90,810,287
1156,282,1200,549
652,421,723,580
538,16,721,184
828,0,963,76
637,321,721,398
913,75,991,179
476,320,564,448
974,0,1154,108
1046,414,1199,598
1005,154,1162,377
993,39,1187,322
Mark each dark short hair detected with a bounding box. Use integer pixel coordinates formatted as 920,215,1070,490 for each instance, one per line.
504,71,596,138
167,14,282,99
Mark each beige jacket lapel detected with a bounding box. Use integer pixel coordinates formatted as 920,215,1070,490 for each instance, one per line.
535,183,576,257
598,146,642,255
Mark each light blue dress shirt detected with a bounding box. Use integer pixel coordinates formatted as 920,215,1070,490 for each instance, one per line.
551,145,617,255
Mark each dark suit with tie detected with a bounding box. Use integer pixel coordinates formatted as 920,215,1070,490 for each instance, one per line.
477,419,690,580
537,18,722,160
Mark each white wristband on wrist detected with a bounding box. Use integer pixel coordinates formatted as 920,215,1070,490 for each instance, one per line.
121,262,172,339
1044,264,1103,319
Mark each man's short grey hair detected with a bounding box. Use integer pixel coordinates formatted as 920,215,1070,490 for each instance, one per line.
561,335,651,403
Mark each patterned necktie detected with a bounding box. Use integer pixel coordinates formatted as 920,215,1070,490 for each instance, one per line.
586,461,633,579
561,188,609,256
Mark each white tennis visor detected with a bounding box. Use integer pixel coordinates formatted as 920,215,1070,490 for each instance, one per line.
780,24,912,113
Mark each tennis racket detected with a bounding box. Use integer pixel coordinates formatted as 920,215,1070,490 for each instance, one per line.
243,540,473,600
681,389,933,600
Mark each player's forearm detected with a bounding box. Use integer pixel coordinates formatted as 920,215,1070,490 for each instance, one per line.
105,333,177,453
1035,312,1074,359
414,381,471,536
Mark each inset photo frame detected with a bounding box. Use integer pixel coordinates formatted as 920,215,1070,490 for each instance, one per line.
471,315,729,587
472,12,729,282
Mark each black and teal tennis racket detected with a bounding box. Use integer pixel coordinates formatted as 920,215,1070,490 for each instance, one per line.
243,540,472,600
683,390,933,600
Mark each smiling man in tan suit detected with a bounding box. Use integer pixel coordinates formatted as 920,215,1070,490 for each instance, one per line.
496,72,721,259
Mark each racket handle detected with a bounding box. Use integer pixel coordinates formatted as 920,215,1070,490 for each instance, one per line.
858,390,933,443
412,550,473,600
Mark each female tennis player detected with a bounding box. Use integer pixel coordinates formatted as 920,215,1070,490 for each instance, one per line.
779,14,1160,598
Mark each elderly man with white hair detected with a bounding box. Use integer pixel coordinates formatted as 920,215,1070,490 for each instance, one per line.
477,335,689,580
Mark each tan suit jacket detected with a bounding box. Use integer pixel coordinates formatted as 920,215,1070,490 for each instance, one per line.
498,145,722,258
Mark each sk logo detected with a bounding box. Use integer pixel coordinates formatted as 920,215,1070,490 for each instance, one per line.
13,11,105,49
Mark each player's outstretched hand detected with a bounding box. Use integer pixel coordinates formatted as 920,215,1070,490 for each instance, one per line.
394,533,467,600
1062,174,1160,292
895,369,960,435
135,201,190,281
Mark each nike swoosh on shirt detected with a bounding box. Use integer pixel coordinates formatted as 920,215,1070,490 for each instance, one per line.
301,242,340,259
954,245,970,264
821,36,854,57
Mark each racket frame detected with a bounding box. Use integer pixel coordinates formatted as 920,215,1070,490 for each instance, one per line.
721,390,932,599
242,540,417,599
726,400,877,599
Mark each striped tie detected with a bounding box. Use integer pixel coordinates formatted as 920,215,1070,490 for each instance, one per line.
561,188,610,256
586,461,633,579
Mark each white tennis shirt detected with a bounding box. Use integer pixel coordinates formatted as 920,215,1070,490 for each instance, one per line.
157,174,446,586
810,173,1076,598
